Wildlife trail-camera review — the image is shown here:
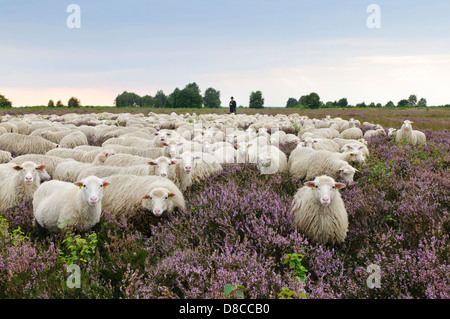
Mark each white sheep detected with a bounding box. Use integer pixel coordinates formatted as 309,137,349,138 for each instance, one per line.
256,145,288,174
213,146,237,164
364,128,386,139
101,175,185,216
59,131,88,149
395,120,426,146
102,153,151,167
0,133,59,155
0,150,13,163
290,175,348,245
45,148,86,161
300,137,341,153
10,154,75,176
288,148,357,184
33,176,110,232
339,127,363,140
0,161,46,210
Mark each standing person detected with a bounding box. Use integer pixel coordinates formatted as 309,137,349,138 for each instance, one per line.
229,96,237,114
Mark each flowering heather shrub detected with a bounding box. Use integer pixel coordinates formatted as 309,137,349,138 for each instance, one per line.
0,130,448,299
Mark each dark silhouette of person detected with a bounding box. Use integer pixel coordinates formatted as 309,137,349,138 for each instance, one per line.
229,96,237,114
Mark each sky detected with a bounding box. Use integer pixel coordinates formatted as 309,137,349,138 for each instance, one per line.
1,0,450,107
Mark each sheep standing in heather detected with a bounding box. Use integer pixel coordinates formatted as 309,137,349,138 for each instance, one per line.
395,120,427,146
290,175,348,245
33,176,110,232
0,161,47,210
101,175,184,216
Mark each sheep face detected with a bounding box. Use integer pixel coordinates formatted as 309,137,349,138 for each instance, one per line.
300,137,317,148
164,140,183,158
148,156,177,178
304,176,346,207
142,188,175,216
74,176,110,206
337,165,356,184
13,161,46,185
402,120,413,131
347,151,365,163
202,140,212,153
175,153,201,174
155,130,171,144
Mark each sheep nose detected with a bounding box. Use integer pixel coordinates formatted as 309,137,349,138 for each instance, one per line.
154,209,161,215
90,196,98,202
160,173,167,177
322,197,329,203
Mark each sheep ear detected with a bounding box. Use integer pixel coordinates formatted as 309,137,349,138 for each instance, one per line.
148,161,157,166
168,192,175,199
13,165,22,171
313,139,319,143
335,182,346,189
142,194,150,200
170,160,178,165
154,132,159,135
102,181,111,188
304,181,315,188
162,142,168,146
74,181,83,189
36,165,47,171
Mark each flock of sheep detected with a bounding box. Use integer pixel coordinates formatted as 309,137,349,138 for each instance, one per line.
0,111,425,245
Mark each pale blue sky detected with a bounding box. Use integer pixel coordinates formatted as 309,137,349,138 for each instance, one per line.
1,0,449,106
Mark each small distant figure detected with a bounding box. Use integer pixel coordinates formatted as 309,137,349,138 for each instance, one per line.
229,96,237,114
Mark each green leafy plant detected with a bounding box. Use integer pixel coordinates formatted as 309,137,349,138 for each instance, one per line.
283,252,308,283
11,227,29,246
278,252,308,299
59,229,98,266
224,284,247,299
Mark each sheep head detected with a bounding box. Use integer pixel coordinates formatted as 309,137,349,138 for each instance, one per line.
304,175,345,207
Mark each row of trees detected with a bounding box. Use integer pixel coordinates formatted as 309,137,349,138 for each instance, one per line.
115,83,267,109
286,93,428,109
115,83,219,108
47,97,81,108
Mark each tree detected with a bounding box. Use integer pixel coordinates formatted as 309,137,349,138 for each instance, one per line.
385,101,395,108
249,90,264,108
285,97,299,108
177,82,203,108
141,95,154,107
397,99,409,108
47,99,55,107
337,98,348,108
56,100,64,107
299,92,321,109
68,97,81,108
417,98,427,107
203,87,221,108
115,91,141,107
408,94,417,107
167,88,181,108
0,94,12,108
153,90,167,108
355,102,367,108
